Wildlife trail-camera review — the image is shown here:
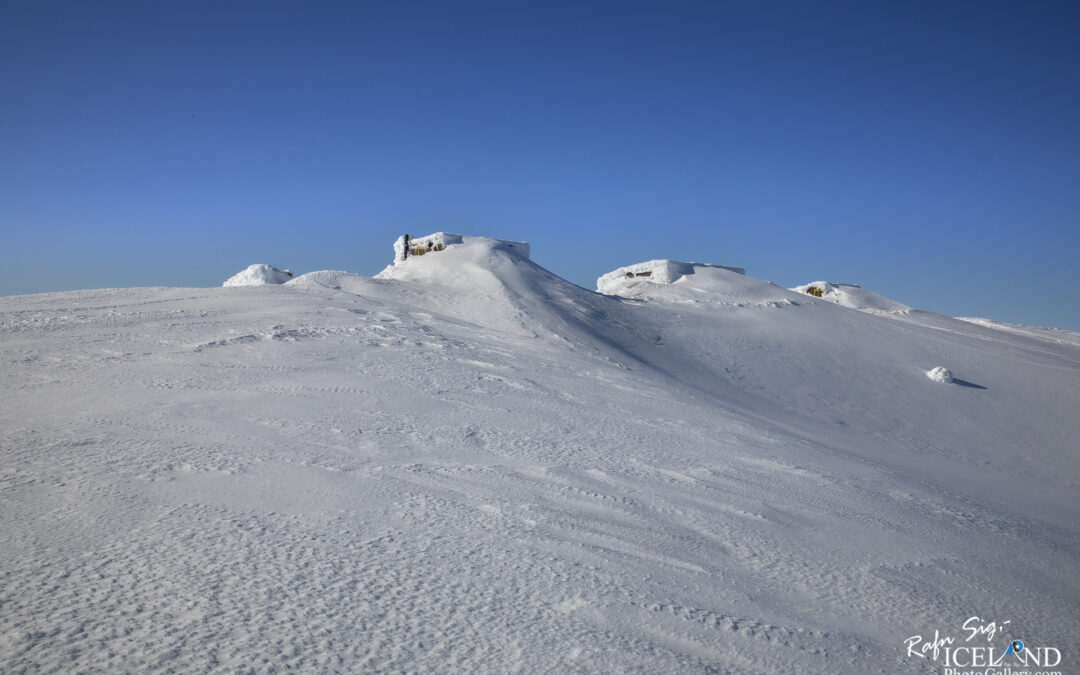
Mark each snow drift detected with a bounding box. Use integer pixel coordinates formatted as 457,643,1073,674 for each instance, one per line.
373,234,609,339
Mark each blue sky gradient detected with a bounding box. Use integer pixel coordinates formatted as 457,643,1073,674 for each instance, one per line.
2,1,1079,328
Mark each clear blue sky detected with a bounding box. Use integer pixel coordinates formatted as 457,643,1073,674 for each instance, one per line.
2,1,1079,328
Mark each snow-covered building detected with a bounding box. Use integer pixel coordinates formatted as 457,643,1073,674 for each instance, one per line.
390,232,530,265
392,233,452,263
789,280,911,313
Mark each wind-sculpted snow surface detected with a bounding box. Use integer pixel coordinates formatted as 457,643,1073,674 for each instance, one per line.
2,237,1079,672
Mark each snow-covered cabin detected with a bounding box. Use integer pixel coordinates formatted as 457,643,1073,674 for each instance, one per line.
391,232,530,265
392,233,461,263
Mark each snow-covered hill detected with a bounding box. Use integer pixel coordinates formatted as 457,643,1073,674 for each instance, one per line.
2,235,1077,673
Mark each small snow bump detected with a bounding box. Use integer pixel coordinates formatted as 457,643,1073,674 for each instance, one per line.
926,366,954,383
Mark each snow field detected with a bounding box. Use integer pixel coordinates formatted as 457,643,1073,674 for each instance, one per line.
2,236,1078,672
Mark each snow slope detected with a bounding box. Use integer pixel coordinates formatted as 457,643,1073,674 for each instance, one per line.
2,236,1078,673
956,315,1080,348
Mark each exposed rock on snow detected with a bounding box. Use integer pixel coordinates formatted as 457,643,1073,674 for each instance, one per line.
926,366,954,383
223,264,294,287
791,280,910,313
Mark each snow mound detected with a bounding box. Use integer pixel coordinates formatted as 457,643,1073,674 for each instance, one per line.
372,234,584,335
223,264,294,287
287,270,371,294
376,234,533,288
597,259,799,305
791,280,910,313
926,366,954,383
598,260,745,290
